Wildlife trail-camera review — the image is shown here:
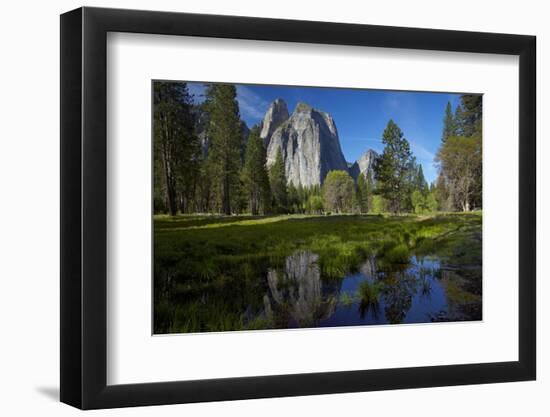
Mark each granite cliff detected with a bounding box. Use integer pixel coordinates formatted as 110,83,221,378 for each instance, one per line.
263,100,349,187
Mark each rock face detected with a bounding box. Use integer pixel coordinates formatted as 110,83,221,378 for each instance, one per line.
259,98,289,146
349,149,378,181
264,100,349,187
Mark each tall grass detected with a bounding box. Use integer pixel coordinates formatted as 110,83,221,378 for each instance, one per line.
153,213,482,333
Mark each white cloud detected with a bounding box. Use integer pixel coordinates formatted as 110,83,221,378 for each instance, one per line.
408,138,438,183
236,85,269,121
409,139,435,162
185,83,268,123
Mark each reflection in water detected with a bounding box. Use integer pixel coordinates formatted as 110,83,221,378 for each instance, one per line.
358,277,381,320
381,271,417,324
263,251,480,328
264,252,336,328
156,248,482,333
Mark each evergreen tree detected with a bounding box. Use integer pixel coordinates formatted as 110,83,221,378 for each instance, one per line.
356,172,374,214
402,158,419,212
458,95,482,136
426,192,438,212
269,149,288,212
296,184,306,213
442,101,455,143
205,84,242,215
231,176,248,215
453,105,465,137
435,93,482,212
287,183,300,213
195,155,214,213
241,126,271,215
415,164,429,194
453,95,482,137
365,171,375,212
411,190,427,214
411,186,435,214
457,95,482,209
356,174,369,213
153,81,199,215
373,120,414,213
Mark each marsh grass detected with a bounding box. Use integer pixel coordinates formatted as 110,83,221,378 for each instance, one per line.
155,213,481,284
339,292,356,306
154,212,482,333
358,280,383,305
357,280,383,319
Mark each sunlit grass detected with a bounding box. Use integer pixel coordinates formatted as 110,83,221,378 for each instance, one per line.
154,212,482,333
154,213,481,284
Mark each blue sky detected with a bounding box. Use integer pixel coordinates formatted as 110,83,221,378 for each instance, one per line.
187,82,462,184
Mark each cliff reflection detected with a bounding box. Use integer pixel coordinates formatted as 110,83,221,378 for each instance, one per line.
264,251,337,328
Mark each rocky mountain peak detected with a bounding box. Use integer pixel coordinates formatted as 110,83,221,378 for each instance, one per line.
264,101,349,187
294,102,313,114
260,98,289,145
349,149,378,181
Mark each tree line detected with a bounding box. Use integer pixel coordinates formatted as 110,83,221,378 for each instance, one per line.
434,95,482,212
365,94,482,214
154,81,481,216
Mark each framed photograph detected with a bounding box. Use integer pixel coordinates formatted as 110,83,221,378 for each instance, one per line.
60,6,536,409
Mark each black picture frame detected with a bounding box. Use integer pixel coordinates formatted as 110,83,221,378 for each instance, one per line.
60,6,536,410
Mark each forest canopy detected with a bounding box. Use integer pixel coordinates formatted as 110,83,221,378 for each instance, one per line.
153,82,482,215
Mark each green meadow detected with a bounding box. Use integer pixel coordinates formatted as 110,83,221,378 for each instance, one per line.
154,213,482,333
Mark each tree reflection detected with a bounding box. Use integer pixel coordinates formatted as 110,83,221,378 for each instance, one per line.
380,271,418,324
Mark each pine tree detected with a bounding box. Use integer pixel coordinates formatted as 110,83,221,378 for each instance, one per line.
365,171,374,213
411,189,427,214
269,149,288,212
453,94,482,137
296,184,306,213
205,84,242,215
373,120,414,213
241,126,271,215
153,81,199,215
356,174,369,213
442,101,455,143
426,192,438,212
415,164,429,194
356,172,375,214
436,93,482,212
457,95,482,137
287,183,300,213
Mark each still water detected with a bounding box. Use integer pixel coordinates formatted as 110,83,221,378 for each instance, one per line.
156,250,481,333
263,251,472,328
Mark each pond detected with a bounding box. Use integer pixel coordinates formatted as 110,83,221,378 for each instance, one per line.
155,249,482,333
